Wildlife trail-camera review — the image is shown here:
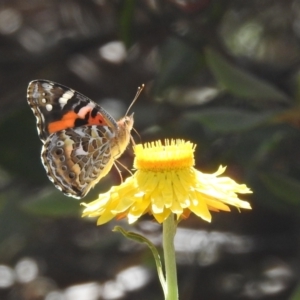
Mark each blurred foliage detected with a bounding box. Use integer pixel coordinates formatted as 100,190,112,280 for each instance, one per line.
0,0,300,299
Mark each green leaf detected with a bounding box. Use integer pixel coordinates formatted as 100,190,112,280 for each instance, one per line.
290,283,300,300
205,47,289,103
185,108,274,132
22,189,79,217
0,106,46,184
153,38,202,95
119,0,136,48
113,226,166,296
260,172,300,206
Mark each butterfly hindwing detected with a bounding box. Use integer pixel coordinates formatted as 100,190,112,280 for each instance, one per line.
42,126,115,198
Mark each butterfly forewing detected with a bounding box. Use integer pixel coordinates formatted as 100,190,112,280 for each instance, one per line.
27,80,118,142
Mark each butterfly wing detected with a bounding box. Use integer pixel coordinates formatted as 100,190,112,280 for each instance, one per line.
27,80,118,142
27,80,134,198
42,125,117,198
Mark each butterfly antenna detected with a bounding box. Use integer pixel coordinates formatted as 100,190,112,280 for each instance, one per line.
125,84,145,117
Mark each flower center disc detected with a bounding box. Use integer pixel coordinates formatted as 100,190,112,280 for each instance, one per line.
134,139,195,171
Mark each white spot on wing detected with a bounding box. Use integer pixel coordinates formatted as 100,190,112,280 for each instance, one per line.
32,84,40,99
42,82,54,91
46,104,53,111
73,128,88,137
77,103,96,118
75,145,88,156
59,90,75,108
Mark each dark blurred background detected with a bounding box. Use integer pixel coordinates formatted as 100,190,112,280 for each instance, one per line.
0,0,300,299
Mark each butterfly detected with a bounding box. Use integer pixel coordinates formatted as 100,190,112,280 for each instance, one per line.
27,80,142,199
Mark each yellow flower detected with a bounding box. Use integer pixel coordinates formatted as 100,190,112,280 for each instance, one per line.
82,140,252,225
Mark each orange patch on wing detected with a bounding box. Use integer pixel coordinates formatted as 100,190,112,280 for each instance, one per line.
48,111,79,133
87,113,107,126
48,111,108,133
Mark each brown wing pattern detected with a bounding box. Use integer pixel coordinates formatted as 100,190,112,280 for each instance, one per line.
41,125,116,198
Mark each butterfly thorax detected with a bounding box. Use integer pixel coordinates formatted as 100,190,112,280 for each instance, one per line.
112,114,134,159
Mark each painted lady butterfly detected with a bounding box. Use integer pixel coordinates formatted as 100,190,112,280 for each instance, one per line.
27,80,142,199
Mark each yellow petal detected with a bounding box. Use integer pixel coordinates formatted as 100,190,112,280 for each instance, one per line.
189,191,212,222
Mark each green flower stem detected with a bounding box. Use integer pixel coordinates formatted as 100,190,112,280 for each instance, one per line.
163,214,178,300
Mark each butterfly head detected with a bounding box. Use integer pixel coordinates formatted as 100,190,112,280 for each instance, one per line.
117,113,134,136
124,113,134,130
